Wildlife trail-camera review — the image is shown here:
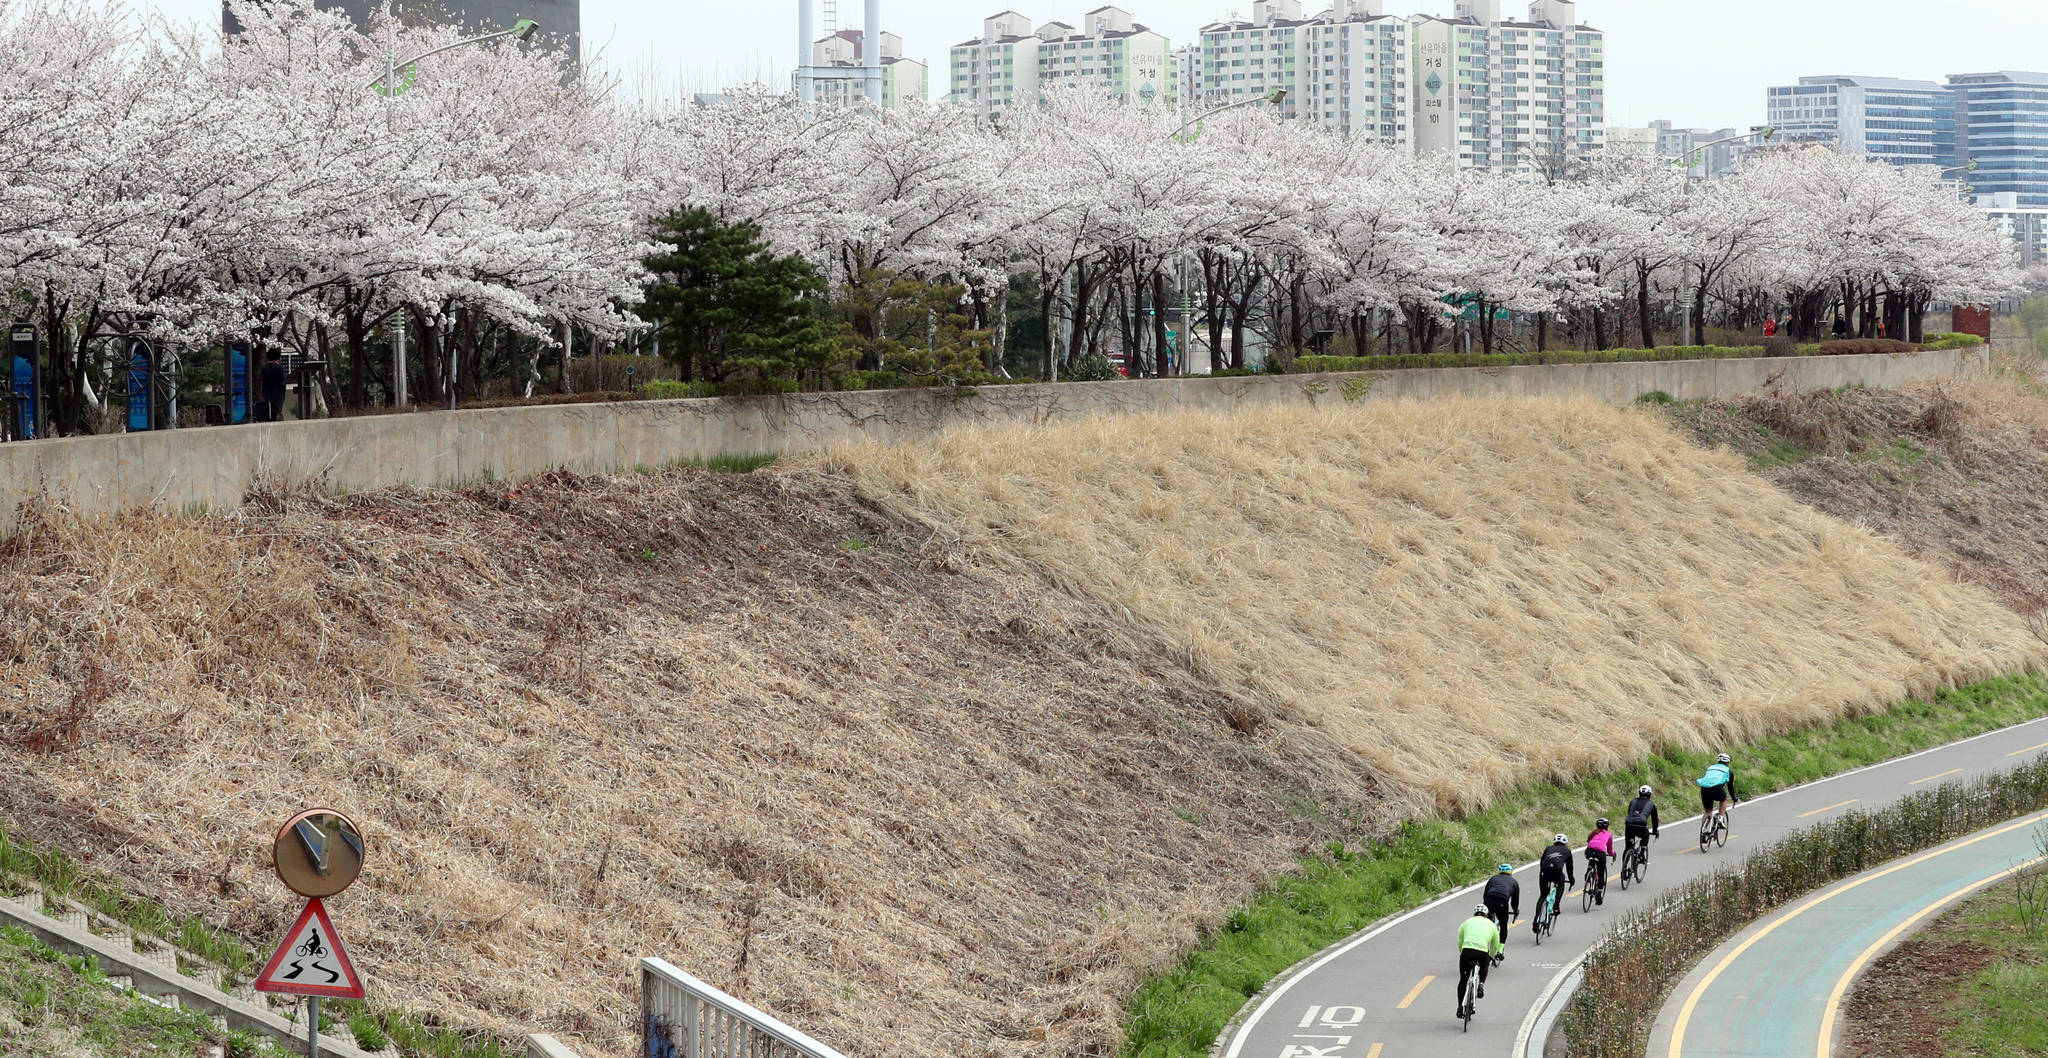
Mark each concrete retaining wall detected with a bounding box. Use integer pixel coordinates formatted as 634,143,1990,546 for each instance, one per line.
0,348,1987,532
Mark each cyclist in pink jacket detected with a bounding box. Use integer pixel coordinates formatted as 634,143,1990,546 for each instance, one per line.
1584,819,1617,906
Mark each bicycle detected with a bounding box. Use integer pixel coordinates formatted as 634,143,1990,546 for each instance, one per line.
1532,884,1561,945
1619,837,1648,889
1699,809,1729,852
1581,860,1606,912
1460,968,1481,1032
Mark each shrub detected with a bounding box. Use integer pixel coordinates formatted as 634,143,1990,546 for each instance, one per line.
1925,332,1988,349
1063,354,1123,382
637,379,714,401
459,391,639,410
1816,338,1923,355
1561,757,2048,1058
1293,345,1769,373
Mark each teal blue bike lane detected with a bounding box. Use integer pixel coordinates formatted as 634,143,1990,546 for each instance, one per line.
1647,806,2048,1058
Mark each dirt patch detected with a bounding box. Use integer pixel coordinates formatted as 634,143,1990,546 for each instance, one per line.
1667,366,2048,616
1837,909,1997,1058
0,468,1368,1057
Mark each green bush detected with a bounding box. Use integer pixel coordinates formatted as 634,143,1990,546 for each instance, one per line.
1064,355,1124,382
459,390,639,410
1561,756,2048,1058
1926,332,1988,349
638,379,714,400
1816,338,1923,355
1293,345,1769,373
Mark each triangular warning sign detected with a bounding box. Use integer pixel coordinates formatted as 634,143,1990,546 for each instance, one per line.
254,898,366,999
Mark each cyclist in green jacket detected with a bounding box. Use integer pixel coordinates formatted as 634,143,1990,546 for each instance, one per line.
1456,904,1504,1019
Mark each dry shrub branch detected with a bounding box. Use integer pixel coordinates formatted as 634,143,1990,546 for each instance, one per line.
827,396,2045,817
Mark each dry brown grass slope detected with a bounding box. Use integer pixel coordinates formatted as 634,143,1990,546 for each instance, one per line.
0,471,1366,1058
827,396,2048,816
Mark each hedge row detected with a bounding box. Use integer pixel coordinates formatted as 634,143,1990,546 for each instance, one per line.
1559,756,2048,1058
1293,334,1982,375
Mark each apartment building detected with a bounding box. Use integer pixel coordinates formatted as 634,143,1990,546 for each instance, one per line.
949,7,1174,114
1196,0,1411,147
803,29,930,108
1411,0,1605,173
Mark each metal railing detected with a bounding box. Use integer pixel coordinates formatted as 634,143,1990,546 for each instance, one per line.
641,958,848,1058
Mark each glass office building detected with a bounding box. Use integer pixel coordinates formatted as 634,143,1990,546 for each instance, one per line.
1950,71,2048,208
1765,75,1956,168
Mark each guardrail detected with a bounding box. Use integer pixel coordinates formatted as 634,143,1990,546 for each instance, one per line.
641,958,848,1058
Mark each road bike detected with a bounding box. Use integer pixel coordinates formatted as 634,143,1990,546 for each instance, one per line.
1460,968,1481,1032
1581,859,1606,912
1699,809,1729,852
1619,837,1649,889
1532,884,1561,945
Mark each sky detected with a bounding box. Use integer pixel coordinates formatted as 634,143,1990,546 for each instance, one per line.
149,0,2048,129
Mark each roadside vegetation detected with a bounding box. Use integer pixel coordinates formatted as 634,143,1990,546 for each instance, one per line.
0,922,281,1057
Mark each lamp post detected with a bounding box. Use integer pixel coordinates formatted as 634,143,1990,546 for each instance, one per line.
1170,88,1288,374
1672,126,1774,345
370,17,541,408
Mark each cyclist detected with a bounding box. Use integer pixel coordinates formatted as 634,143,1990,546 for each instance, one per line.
1624,784,1660,865
1698,753,1739,825
1535,834,1574,934
1481,864,1520,960
1583,819,1616,905
1456,903,1503,1018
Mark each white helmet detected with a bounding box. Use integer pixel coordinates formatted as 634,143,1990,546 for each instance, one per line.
1639,785,1653,795
1554,833,1569,844
1717,754,1731,764
1474,904,1492,916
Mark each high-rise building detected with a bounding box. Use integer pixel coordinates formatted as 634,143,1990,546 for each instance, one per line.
949,7,1173,115
1645,119,1741,176
1196,0,1411,147
1763,75,1955,167
225,0,580,58
800,29,929,108
1411,0,1605,173
1950,71,2048,208
1173,43,1201,108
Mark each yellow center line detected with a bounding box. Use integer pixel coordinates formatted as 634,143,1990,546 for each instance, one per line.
2006,740,2048,758
1395,975,1434,1009
1365,1045,1384,1058
1666,809,2048,1058
1815,854,2047,1058
1909,768,1963,785
1797,798,1860,819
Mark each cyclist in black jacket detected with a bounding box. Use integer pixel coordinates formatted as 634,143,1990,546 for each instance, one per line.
1624,785,1660,864
1535,836,1574,934
1481,864,1520,960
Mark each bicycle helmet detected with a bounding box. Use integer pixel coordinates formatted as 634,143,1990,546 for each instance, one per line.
1554,833,1569,844
1639,784,1653,795
1475,903,1492,916
1596,818,1610,829
1717,753,1731,764
1498,863,1514,873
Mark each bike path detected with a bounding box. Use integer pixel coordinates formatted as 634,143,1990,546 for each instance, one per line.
1215,715,2048,1058
1647,807,2048,1058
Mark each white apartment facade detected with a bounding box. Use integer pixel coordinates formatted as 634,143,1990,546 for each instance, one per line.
949,7,1174,114
1196,0,1411,147
1412,0,1604,172
803,29,930,109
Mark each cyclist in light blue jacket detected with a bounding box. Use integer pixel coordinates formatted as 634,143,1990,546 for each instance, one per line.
1698,754,1738,826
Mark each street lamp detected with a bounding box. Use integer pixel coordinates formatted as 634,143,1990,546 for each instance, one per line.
1168,87,1287,375
1173,87,1288,142
370,16,540,408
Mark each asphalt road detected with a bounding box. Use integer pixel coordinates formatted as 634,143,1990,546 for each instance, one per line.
1215,715,2048,1058
1647,806,2048,1058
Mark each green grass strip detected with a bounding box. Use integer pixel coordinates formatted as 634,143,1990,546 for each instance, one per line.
1119,671,2048,1058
